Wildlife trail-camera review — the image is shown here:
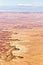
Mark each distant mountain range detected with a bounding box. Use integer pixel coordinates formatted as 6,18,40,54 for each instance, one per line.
0,6,43,12
0,12,43,30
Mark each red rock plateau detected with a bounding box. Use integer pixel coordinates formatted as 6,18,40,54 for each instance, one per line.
0,12,43,65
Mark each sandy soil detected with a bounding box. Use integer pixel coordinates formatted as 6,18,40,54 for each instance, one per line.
0,12,43,65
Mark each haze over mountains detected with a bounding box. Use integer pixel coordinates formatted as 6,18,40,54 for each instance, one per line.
0,12,43,30
0,6,43,12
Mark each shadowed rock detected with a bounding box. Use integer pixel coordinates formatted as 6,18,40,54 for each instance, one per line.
18,56,24,58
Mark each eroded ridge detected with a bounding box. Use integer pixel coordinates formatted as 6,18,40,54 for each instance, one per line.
0,30,24,62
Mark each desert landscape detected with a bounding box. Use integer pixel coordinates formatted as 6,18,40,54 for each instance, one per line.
0,12,43,65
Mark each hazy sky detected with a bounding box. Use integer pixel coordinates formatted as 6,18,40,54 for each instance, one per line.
0,0,43,6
